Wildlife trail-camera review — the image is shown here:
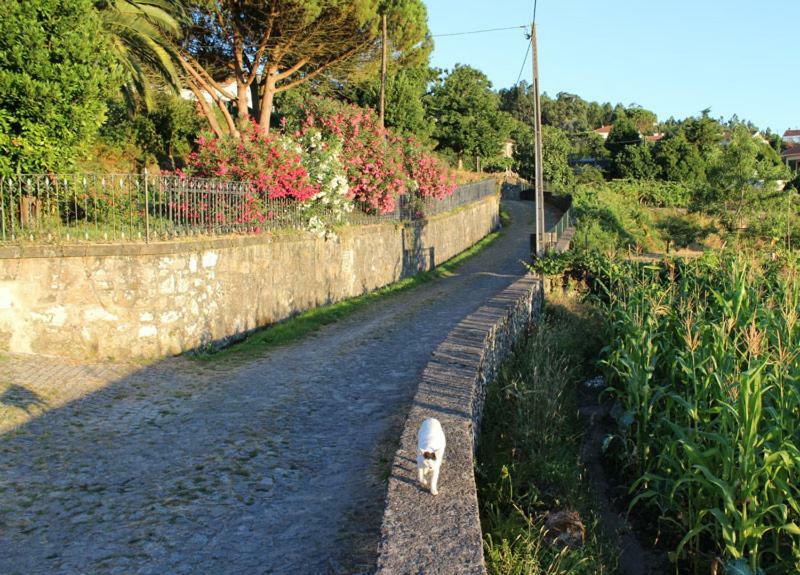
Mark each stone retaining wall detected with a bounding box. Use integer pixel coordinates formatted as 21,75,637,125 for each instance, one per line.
0,194,499,360
376,273,542,574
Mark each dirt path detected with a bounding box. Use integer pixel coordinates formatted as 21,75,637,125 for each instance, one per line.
0,200,555,575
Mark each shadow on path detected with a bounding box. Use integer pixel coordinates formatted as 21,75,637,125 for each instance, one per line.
0,201,536,575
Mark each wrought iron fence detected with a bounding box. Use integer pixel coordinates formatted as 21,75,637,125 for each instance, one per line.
0,174,497,244
400,178,497,219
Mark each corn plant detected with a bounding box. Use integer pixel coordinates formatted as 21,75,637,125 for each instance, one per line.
597,252,800,573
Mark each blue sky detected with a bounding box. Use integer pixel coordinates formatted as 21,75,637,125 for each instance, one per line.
424,1,799,135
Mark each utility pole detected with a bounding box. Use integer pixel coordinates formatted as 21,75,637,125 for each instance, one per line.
379,12,388,130
531,22,546,257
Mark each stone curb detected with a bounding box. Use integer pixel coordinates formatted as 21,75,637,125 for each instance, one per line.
376,273,542,574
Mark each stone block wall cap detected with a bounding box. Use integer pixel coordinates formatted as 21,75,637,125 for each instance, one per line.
376,273,542,574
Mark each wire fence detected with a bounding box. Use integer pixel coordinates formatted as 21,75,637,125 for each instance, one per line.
0,174,497,244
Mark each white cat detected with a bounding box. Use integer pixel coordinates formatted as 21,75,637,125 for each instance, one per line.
416,418,446,495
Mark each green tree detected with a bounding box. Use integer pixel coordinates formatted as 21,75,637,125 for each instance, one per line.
573,131,609,162
587,101,613,129
614,143,658,180
511,121,574,188
653,131,706,184
541,91,590,133
541,125,574,188
682,110,724,164
134,93,202,168
426,65,512,168
0,0,117,175
626,105,658,135
341,0,432,138
697,124,790,233
606,117,652,178
498,81,535,126
183,0,428,136
605,117,641,156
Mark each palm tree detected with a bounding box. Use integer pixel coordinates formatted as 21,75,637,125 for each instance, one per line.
96,0,185,110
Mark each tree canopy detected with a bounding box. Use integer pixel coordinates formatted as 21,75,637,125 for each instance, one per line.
426,65,512,166
697,124,791,232
182,0,429,136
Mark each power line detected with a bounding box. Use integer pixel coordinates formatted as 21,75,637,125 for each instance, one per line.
532,0,539,24
515,33,531,86
432,24,527,37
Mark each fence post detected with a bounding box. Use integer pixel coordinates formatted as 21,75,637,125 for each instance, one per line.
144,168,150,243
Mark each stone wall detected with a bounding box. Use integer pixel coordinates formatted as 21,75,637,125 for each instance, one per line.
0,194,499,360
376,273,542,574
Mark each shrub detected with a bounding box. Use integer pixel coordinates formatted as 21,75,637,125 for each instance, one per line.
295,98,407,215
182,98,456,227
0,0,118,175
186,123,318,203
401,137,456,201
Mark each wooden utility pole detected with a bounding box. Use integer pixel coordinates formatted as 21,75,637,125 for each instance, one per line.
531,22,546,257
379,13,388,130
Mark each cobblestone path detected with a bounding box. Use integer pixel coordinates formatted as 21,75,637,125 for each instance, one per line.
0,200,549,575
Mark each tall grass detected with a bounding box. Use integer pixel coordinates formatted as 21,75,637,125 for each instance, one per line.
477,299,617,574
597,252,800,573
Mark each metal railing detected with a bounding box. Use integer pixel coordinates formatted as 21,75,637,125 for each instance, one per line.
546,206,574,250
402,178,497,219
0,174,497,244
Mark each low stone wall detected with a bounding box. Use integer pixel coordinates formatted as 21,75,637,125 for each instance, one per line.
0,194,499,360
376,273,542,574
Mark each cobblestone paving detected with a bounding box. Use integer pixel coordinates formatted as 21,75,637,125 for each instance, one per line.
0,201,548,575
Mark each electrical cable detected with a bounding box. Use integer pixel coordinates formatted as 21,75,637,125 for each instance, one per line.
515,34,531,86
432,25,527,37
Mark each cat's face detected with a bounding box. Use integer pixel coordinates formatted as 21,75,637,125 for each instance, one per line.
421,451,437,469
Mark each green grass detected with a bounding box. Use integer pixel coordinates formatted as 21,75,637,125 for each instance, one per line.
193,210,509,361
477,294,618,575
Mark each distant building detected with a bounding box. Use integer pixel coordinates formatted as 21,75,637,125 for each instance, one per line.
594,125,613,140
594,124,663,143
780,130,800,173
180,78,252,109
501,139,514,159
783,144,800,174
783,129,800,144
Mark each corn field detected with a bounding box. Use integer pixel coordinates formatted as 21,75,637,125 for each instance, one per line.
597,253,800,574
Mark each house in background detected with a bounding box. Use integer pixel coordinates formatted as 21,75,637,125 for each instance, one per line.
593,124,663,142
782,130,800,174
180,78,252,112
783,129,800,144
501,139,514,159
593,125,612,140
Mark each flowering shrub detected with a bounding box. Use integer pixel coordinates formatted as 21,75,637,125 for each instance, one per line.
294,127,352,224
401,138,456,201
295,99,408,215
186,123,318,202
172,98,457,233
